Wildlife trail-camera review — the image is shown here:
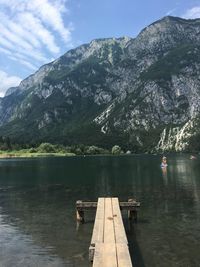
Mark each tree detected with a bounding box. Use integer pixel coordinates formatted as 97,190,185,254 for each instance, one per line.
111,145,122,155
38,143,56,153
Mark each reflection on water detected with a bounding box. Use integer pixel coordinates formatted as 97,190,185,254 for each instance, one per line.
0,213,67,267
0,155,200,266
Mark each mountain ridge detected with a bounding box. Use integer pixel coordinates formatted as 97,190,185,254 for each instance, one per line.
1,16,200,152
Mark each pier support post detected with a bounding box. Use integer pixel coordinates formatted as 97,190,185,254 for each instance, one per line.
76,200,85,223
89,245,95,262
128,198,137,222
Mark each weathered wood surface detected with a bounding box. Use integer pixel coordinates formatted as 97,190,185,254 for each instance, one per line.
116,243,133,267
76,199,140,211
93,243,118,267
90,197,133,267
76,200,85,222
89,198,105,261
112,198,128,244
93,243,133,267
91,198,105,245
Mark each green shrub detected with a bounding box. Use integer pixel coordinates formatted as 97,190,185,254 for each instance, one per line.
29,147,37,153
38,143,56,153
86,145,101,155
111,145,122,155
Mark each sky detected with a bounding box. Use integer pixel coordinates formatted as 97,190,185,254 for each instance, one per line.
0,0,200,97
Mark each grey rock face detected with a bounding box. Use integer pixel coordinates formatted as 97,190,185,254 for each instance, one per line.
1,16,200,150
156,119,198,152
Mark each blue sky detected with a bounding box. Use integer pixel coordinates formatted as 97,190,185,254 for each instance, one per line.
0,0,200,96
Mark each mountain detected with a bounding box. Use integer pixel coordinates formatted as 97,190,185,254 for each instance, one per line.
1,16,200,152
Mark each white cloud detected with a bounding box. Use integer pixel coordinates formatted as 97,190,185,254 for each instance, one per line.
0,45,40,71
0,46,12,55
182,6,200,19
0,23,36,51
0,0,72,42
0,70,22,97
17,12,60,54
26,0,71,42
0,34,48,63
0,12,41,49
0,35,14,50
8,56,38,71
0,0,73,73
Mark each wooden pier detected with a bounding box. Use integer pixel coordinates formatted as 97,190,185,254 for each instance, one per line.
76,197,140,267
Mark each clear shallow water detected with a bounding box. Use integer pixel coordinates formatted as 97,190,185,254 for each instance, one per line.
0,154,200,267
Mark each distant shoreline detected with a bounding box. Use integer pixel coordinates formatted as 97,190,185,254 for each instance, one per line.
0,151,198,159
0,152,76,158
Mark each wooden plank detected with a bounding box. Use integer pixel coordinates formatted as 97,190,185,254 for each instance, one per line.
120,201,140,210
76,200,140,211
91,198,105,245
104,198,115,243
95,198,105,220
116,244,132,267
76,201,97,210
93,243,118,267
112,198,128,244
90,198,105,261
89,197,134,266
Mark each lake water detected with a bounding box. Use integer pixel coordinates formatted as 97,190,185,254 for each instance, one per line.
0,154,200,267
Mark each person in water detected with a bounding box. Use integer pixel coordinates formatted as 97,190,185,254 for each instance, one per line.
161,156,167,167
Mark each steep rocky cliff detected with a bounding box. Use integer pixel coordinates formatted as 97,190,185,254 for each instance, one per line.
1,16,200,152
